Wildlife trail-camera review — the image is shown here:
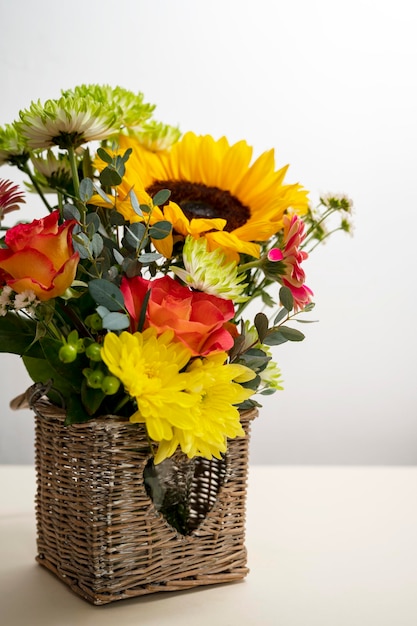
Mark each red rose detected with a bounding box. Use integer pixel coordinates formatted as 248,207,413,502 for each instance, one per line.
0,210,79,301
121,275,236,356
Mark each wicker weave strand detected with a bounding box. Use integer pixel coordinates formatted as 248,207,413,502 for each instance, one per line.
34,400,257,604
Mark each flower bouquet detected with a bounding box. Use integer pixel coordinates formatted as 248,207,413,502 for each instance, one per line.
0,85,352,603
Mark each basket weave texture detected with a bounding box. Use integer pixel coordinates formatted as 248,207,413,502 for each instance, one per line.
33,400,257,605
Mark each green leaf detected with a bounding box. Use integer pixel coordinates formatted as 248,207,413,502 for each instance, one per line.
279,286,294,312
113,248,124,264
100,167,122,187
63,203,80,222
261,291,275,307
254,312,268,343
97,147,113,164
138,288,151,332
239,349,270,372
89,279,125,311
91,233,104,257
149,220,172,240
277,326,305,341
100,311,130,330
139,252,162,264
263,330,288,346
72,232,91,259
274,307,288,325
124,222,147,250
152,189,171,206
64,394,94,424
0,313,40,357
86,212,100,233
93,183,113,205
79,177,94,202
129,189,143,217
81,379,106,416
121,147,132,163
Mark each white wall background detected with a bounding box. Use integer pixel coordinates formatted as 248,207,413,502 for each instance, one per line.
0,0,416,464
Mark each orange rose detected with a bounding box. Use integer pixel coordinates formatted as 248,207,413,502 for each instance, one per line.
121,275,236,356
0,210,79,301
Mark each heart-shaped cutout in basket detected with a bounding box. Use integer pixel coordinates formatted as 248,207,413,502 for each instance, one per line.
143,452,228,535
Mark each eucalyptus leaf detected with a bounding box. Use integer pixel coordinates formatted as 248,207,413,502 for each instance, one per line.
277,325,305,341
72,232,91,259
279,286,294,312
113,248,124,264
139,252,162,264
79,177,94,202
129,189,143,216
124,222,147,250
91,233,104,257
93,183,113,205
149,220,172,240
86,213,100,233
263,330,288,346
254,312,268,343
152,189,171,206
97,147,113,164
101,312,130,330
100,167,122,187
63,203,81,222
121,147,132,163
89,279,125,311
274,307,288,325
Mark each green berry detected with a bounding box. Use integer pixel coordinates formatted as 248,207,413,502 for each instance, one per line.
85,313,103,331
85,342,102,362
58,344,78,363
101,376,121,395
85,369,105,389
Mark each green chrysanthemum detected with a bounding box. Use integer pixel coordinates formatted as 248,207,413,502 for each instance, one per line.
0,123,29,166
61,84,156,134
18,95,119,150
135,120,181,151
171,236,248,302
31,150,72,192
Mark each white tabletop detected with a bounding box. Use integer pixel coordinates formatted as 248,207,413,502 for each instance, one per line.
1,465,416,626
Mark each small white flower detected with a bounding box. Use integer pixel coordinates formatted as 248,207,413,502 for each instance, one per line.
14,290,38,311
0,285,13,306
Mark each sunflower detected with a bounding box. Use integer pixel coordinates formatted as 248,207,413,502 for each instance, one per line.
117,132,309,260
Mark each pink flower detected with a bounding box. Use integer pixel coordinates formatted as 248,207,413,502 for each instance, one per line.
280,215,313,310
267,248,284,262
121,274,236,356
0,179,25,218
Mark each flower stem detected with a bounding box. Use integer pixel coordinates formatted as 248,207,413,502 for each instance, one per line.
18,163,52,212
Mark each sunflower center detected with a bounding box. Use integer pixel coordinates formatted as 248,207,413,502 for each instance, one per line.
146,180,250,232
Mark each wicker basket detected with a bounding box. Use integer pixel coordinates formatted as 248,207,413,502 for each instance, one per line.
33,399,257,605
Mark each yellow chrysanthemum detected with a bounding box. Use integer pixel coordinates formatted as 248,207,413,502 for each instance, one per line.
101,328,197,442
101,328,255,464
155,352,255,464
116,131,309,261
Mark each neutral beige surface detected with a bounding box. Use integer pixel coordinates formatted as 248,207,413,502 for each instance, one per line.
1,465,416,626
